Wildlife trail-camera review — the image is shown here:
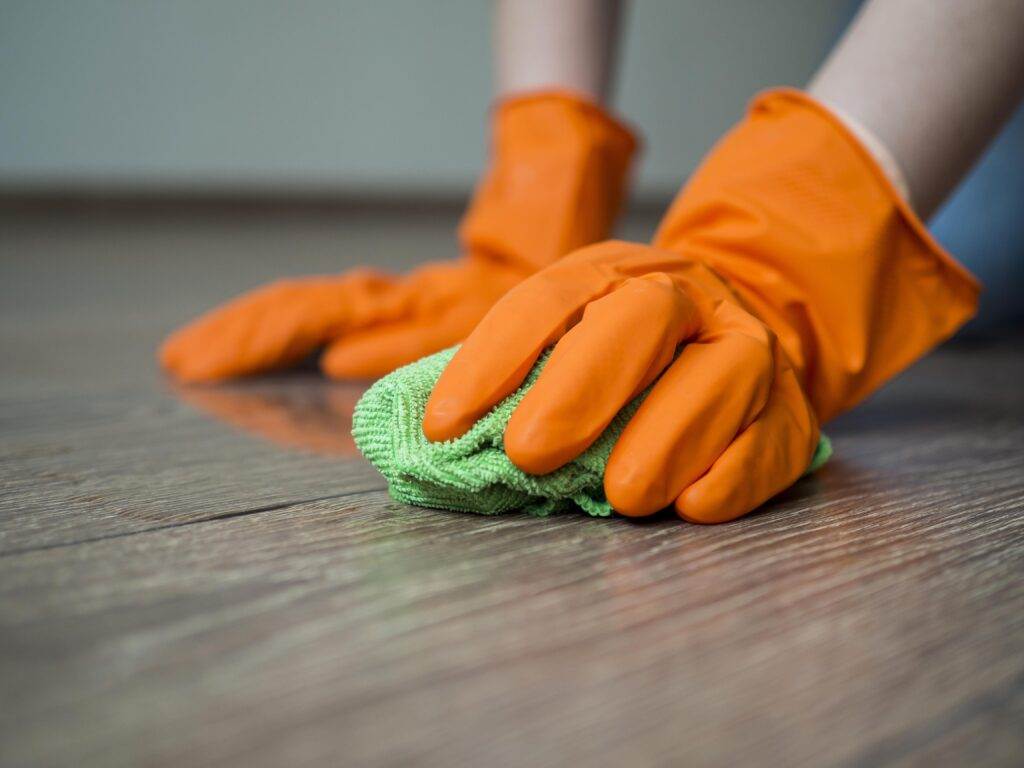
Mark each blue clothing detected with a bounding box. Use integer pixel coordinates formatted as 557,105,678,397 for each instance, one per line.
929,104,1024,332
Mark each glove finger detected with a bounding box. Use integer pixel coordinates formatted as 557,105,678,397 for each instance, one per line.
674,356,819,524
320,309,478,380
160,270,398,382
422,242,628,442
604,302,776,517
503,274,700,475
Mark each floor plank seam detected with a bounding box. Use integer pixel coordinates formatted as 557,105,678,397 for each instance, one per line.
0,485,388,558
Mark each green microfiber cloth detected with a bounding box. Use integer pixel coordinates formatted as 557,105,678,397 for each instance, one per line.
352,347,832,517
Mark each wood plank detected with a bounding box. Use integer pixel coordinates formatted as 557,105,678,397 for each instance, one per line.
2,342,1022,767
0,379,384,553
4,337,1019,554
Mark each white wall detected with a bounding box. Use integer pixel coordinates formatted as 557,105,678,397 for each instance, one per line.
0,0,850,197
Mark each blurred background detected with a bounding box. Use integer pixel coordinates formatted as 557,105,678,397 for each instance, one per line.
1,0,854,197
1,0,1021,331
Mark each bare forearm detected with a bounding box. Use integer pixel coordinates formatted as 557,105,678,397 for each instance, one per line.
809,0,1024,218
494,0,623,103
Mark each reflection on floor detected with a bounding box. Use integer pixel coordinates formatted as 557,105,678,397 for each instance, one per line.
172,375,366,457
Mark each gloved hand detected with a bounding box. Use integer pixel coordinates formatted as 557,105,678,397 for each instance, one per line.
424,241,820,523
423,89,980,523
160,91,637,382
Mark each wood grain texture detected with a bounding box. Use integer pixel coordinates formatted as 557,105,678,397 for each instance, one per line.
0,380,382,553
1,207,1022,767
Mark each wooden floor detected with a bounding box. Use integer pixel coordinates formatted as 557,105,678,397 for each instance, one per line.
2,204,1023,767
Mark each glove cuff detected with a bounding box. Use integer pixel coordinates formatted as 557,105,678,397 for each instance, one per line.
459,90,639,274
654,87,980,421
818,99,913,206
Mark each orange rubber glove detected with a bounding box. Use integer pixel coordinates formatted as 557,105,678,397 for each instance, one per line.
423,89,980,523
159,91,637,383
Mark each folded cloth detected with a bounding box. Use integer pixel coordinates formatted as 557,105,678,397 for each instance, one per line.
353,346,831,517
